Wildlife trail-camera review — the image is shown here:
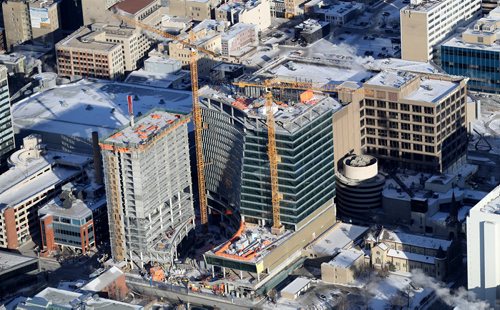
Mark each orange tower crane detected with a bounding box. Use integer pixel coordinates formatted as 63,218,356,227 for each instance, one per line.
234,79,354,233
113,13,216,227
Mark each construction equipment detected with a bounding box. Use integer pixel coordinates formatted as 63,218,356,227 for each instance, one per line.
233,79,355,233
113,13,216,227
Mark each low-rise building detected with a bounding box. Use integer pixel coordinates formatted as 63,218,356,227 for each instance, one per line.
168,19,224,77
441,7,500,94
16,287,143,310
56,24,152,80
216,0,272,31
82,0,161,27
280,277,311,300
467,184,500,308
39,183,107,255
294,19,330,44
367,228,453,280
221,23,258,58
314,1,363,26
321,248,366,285
0,135,91,250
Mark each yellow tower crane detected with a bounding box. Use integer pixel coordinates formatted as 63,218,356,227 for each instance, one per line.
234,79,354,234
113,13,216,227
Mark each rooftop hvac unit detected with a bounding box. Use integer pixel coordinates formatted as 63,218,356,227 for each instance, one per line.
410,0,423,5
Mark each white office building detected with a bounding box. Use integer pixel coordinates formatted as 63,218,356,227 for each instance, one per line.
400,0,481,62
467,184,500,309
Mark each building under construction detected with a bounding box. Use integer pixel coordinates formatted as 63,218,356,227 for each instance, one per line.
100,110,195,268
199,86,341,231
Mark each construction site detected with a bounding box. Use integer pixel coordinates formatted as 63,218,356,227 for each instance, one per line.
100,108,195,269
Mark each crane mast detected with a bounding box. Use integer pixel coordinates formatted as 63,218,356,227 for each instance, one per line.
265,90,284,234
113,13,210,227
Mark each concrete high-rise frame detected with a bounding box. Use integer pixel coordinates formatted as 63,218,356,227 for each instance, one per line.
0,65,14,167
100,110,195,268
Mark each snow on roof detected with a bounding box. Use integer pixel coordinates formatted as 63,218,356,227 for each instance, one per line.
0,149,91,210
0,251,37,273
470,184,500,215
378,229,451,251
259,58,372,88
326,248,364,268
222,23,256,41
404,78,459,104
365,70,417,89
12,80,192,140
367,58,440,74
281,277,310,295
314,1,363,17
387,249,435,265
312,223,369,256
82,266,124,292
33,287,142,309
125,69,190,89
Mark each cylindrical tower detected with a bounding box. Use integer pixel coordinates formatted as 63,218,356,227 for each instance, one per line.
336,155,385,220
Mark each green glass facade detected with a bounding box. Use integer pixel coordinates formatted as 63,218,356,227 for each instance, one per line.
200,95,336,230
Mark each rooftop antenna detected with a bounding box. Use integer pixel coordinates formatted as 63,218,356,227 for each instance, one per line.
127,95,135,127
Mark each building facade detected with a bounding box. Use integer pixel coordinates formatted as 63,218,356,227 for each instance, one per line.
39,184,107,255
360,71,469,172
467,184,500,309
56,24,152,79
221,23,258,58
335,155,385,220
400,0,481,62
441,7,500,93
199,87,340,230
216,0,272,31
0,65,14,168
2,0,32,51
0,135,90,250
100,111,195,268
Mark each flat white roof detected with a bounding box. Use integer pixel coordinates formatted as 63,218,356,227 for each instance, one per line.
82,266,123,292
379,229,452,251
326,248,364,268
281,277,310,295
387,249,435,264
12,80,193,140
404,78,459,104
312,223,369,256
0,251,37,273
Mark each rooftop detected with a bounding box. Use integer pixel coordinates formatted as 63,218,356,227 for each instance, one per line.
281,277,310,295
470,184,500,215
38,190,105,220
365,58,440,74
378,228,452,251
365,70,417,89
102,110,189,147
222,23,256,41
403,0,450,13
387,249,435,264
366,71,460,103
0,138,91,210
199,86,342,133
113,0,156,14
294,19,329,33
254,56,372,89
12,79,192,140
82,266,124,292
325,248,364,268
56,27,119,51
315,1,363,17
404,78,460,103
0,251,38,275
24,287,142,310
311,223,369,257
124,69,190,89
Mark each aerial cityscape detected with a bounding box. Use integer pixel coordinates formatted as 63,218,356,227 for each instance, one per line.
0,0,499,309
